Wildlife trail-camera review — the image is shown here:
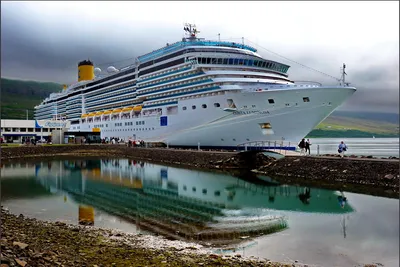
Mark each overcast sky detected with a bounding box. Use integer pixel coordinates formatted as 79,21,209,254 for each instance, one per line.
1,1,399,113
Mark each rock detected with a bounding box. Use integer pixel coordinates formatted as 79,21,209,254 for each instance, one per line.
13,242,28,249
15,259,27,267
384,174,394,179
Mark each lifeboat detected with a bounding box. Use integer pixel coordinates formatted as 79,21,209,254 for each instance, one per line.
103,110,112,115
81,114,88,118
112,108,122,113
121,107,133,113
87,112,96,117
133,105,143,113
95,111,104,116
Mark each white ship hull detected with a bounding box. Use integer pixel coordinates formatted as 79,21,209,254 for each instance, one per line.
71,86,355,146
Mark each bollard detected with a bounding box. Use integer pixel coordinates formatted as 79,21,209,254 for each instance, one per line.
198,142,200,151
317,144,320,156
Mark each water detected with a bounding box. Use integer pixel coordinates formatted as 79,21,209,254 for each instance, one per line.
1,159,398,267
306,138,399,157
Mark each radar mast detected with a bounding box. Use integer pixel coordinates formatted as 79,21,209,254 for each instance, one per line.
183,23,201,41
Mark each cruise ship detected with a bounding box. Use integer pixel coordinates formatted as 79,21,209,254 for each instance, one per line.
34,24,356,147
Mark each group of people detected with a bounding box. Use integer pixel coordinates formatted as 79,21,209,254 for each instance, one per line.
127,139,146,147
298,138,312,156
298,139,348,157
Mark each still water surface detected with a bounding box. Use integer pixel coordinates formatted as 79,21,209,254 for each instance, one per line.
1,159,398,267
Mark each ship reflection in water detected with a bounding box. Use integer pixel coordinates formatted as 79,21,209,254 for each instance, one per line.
1,159,353,246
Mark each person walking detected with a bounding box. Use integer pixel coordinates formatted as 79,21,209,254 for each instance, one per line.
298,138,306,156
305,138,311,155
338,141,348,158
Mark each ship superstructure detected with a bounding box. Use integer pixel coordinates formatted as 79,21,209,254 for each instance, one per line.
34,24,356,147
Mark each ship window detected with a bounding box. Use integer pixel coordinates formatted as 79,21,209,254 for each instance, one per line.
303,97,310,102
183,185,187,191
202,104,207,108
214,103,220,107
223,58,228,65
214,191,221,196
328,102,332,105
202,189,207,195
182,106,187,110
192,105,196,110
252,105,256,108
268,99,275,104
192,187,196,192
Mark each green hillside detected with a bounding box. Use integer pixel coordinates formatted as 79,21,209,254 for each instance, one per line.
1,78,62,119
308,114,399,138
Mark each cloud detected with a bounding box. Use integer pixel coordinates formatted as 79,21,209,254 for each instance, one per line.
1,1,399,113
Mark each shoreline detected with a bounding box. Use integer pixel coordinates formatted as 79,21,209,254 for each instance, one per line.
0,208,382,267
1,145,399,198
0,208,290,267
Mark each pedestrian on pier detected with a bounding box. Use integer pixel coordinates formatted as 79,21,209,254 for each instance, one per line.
305,139,311,155
338,141,348,158
298,138,306,156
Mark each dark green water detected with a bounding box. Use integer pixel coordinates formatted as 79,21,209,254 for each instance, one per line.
1,159,398,267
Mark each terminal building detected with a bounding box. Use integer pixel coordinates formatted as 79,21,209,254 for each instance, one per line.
0,119,70,143
1,119,101,144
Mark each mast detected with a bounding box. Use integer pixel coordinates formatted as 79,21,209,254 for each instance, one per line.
183,23,200,41
340,63,350,86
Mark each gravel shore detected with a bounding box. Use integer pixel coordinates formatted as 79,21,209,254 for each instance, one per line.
1,208,292,267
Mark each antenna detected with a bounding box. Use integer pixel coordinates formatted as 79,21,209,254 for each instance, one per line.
183,23,200,40
340,63,350,86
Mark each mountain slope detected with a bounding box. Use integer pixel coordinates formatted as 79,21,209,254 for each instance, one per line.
1,78,62,119
308,111,399,138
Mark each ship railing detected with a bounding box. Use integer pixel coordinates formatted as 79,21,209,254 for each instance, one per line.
138,40,257,63
262,83,321,90
293,81,322,86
